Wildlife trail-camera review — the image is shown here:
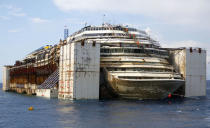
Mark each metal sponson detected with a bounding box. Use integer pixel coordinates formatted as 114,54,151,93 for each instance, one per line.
38,69,59,89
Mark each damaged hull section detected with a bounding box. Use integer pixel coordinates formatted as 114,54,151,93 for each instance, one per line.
108,78,184,99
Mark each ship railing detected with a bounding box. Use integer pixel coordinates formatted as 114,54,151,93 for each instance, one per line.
74,34,149,42
74,35,124,42
9,63,35,70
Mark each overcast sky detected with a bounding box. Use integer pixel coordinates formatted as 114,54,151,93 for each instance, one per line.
0,0,209,82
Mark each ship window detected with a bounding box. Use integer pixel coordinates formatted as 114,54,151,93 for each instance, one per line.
81,40,85,46
126,49,129,53
134,49,140,53
161,51,168,56
148,50,153,54
154,50,158,54
141,49,145,53
116,49,119,53
104,49,109,53
92,41,96,47
145,49,149,54
162,52,167,55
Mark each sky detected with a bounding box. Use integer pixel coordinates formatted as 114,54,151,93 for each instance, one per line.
0,0,209,82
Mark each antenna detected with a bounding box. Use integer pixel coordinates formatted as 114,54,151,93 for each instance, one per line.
64,25,69,40
102,14,106,26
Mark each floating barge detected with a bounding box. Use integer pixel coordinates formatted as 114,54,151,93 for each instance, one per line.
2,24,207,100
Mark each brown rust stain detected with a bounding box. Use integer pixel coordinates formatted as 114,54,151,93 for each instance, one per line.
10,63,57,86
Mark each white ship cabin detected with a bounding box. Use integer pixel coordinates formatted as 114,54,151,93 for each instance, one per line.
100,47,169,58
67,25,160,47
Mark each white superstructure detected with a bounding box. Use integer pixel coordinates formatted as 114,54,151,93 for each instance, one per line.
65,24,184,99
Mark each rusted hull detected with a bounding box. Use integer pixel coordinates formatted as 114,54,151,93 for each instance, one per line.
107,77,184,100
10,63,57,85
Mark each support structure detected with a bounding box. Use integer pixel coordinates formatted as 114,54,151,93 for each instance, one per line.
59,40,100,100
2,66,10,91
36,89,58,98
170,48,206,97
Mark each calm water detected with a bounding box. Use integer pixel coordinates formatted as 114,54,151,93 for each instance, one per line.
0,82,210,128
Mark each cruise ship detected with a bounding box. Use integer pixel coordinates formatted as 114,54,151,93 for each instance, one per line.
7,23,185,100
66,24,185,99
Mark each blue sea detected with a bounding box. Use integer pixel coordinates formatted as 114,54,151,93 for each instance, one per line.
0,81,210,128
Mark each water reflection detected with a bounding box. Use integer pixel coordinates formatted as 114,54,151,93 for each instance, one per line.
1,85,210,128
